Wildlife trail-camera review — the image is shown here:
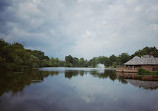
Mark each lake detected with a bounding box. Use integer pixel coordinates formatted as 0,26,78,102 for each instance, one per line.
0,67,158,111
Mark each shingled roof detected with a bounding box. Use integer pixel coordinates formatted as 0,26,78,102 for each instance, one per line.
124,55,158,65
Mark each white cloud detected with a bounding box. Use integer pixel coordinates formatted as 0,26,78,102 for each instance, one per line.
126,0,138,4
0,0,158,59
150,24,158,31
135,6,142,12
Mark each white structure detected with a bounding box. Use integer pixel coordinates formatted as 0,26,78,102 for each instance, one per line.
96,64,105,68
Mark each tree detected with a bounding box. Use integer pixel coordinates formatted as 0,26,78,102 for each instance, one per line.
12,43,24,49
132,46,158,57
88,57,97,67
42,59,49,67
112,62,117,68
1,38,158,70
28,55,39,68
65,55,73,64
103,57,110,67
109,54,118,66
79,58,84,67
118,53,131,65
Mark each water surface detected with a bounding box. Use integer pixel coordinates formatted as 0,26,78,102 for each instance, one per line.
0,67,158,111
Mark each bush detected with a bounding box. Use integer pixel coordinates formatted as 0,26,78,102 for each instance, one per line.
138,68,158,75
150,71,158,75
138,68,150,74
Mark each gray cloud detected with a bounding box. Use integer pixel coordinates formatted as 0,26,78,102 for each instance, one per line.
0,0,158,59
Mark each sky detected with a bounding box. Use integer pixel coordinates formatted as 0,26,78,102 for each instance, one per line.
0,0,158,59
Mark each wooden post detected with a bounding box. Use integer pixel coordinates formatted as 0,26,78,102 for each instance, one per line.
132,65,134,70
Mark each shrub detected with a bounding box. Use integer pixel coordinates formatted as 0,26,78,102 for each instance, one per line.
138,68,158,75
138,68,149,74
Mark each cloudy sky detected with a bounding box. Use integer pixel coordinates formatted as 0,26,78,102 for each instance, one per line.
0,0,158,59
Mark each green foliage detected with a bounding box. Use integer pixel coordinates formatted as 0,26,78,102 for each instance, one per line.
109,54,118,66
88,57,97,67
0,70,59,96
41,59,50,67
12,43,24,49
88,55,118,68
112,62,117,68
138,68,158,75
64,55,88,67
118,53,131,65
132,46,158,57
62,47,157,68
0,39,158,69
138,68,149,74
0,39,48,70
27,50,49,67
65,55,73,64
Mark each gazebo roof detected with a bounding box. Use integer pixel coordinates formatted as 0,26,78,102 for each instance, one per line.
124,55,158,65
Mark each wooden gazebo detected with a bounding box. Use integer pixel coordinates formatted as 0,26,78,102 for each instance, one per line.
116,55,158,72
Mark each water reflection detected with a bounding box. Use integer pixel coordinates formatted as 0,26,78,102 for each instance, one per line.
116,72,158,90
0,69,119,97
0,68,158,111
1,68,158,97
126,79,158,90
0,70,59,96
116,72,138,79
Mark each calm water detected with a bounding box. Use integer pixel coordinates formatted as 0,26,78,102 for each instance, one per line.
0,67,158,111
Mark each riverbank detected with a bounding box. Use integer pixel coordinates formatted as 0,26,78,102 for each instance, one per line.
138,68,158,75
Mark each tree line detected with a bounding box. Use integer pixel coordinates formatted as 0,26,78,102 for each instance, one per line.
0,39,158,70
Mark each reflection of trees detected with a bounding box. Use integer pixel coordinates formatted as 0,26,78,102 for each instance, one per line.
91,70,116,80
79,71,84,76
64,71,87,79
3,69,150,97
117,77,128,84
90,70,128,84
64,70,128,84
65,71,79,79
0,70,59,96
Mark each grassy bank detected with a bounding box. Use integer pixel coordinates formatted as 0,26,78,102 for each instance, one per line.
138,68,158,75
